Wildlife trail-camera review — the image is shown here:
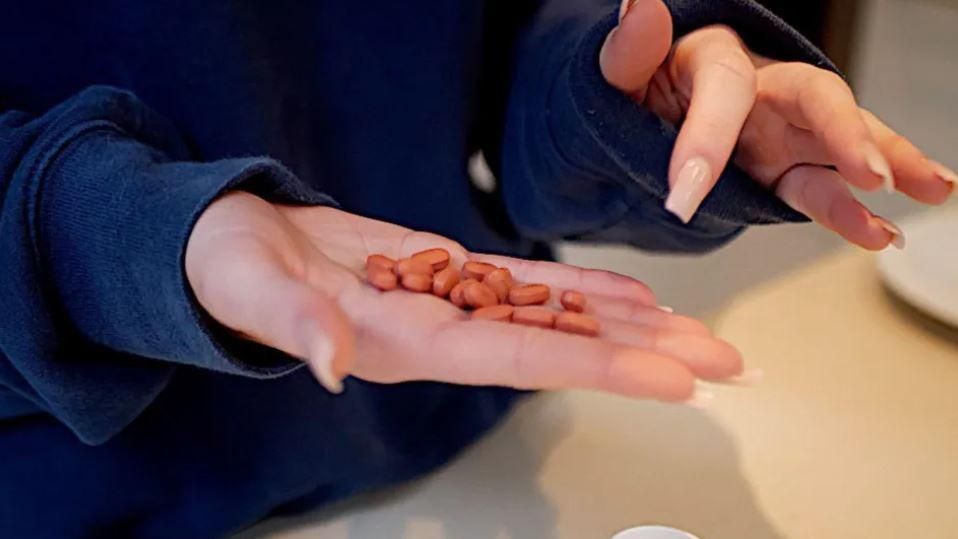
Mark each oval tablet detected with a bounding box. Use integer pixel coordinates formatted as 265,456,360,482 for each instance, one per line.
554,311,600,337
412,248,451,271
512,306,555,328
508,284,550,306
471,304,514,322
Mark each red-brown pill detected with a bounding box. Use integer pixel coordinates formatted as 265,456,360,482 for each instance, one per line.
483,268,513,303
461,261,497,281
368,267,398,291
470,304,514,322
366,254,396,273
464,281,499,309
401,272,433,293
432,266,461,298
412,248,451,271
554,311,600,337
450,279,477,308
511,306,555,329
508,284,551,306
395,257,434,277
560,290,587,313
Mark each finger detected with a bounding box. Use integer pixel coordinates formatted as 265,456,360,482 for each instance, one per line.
599,0,673,101
426,320,697,402
665,25,758,222
776,165,904,250
471,253,657,306
248,273,357,394
759,63,894,192
860,109,957,204
581,294,711,336
198,241,358,393
597,316,743,380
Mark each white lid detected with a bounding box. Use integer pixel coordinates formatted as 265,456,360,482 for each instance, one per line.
611,525,701,539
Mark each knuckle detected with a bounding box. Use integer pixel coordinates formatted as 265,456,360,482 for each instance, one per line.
712,53,757,89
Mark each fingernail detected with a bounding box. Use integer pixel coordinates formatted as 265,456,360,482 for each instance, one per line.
684,382,715,409
930,160,958,188
665,157,712,224
723,368,764,386
656,305,674,313
863,143,895,193
874,216,906,249
619,0,640,22
309,334,344,394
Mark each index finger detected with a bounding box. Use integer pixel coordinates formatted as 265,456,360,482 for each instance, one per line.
470,253,658,306
759,62,893,192
666,25,758,223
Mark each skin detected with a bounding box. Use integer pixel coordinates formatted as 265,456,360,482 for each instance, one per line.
186,1,955,401
600,0,955,247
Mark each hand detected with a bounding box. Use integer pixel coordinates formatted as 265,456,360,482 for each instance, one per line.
600,0,957,249
186,191,744,401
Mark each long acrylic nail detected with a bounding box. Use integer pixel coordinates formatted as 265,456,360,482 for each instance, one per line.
874,216,906,249
863,143,895,193
684,382,715,409
665,157,712,224
930,160,958,188
309,333,344,394
619,0,640,22
723,368,764,386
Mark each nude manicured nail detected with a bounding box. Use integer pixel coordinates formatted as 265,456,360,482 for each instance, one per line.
684,383,715,409
309,333,344,394
863,143,895,193
665,157,712,224
874,216,906,249
656,305,674,313
619,0,640,22
724,368,764,386
930,160,958,188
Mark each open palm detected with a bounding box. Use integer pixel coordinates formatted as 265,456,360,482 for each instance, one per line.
185,191,744,402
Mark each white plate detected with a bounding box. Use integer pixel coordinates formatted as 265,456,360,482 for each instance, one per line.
877,208,958,327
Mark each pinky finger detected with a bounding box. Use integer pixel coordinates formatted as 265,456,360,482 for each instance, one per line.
776,165,904,250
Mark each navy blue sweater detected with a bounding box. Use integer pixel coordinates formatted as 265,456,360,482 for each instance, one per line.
0,1,831,536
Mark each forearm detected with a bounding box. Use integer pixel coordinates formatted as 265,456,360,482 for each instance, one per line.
0,86,333,443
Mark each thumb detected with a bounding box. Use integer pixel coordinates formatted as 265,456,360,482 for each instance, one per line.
599,0,673,102
198,256,356,394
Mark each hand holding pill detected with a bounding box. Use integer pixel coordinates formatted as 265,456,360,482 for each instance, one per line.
187,193,742,401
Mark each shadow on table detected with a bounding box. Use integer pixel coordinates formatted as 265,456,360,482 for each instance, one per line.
238,394,785,539
880,285,958,346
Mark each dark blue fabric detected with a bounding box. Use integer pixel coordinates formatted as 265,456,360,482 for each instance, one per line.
0,0,831,536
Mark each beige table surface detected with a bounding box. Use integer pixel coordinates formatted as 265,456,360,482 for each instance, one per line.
243,249,958,539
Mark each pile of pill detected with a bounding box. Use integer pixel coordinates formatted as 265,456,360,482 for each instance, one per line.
364,248,600,337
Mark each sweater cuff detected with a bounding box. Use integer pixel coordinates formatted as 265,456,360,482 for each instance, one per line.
34,118,334,378
562,4,838,227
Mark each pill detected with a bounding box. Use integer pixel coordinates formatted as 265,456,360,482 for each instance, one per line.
508,284,550,306
432,266,461,297
470,304,514,322
511,306,555,329
412,248,451,271
450,279,475,308
366,254,396,273
461,261,497,281
368,267,398,291
560,290,587,313
483,268,512,303
395,257,434,277
401,272,433,292
464,280,499,309
554,311,600,337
